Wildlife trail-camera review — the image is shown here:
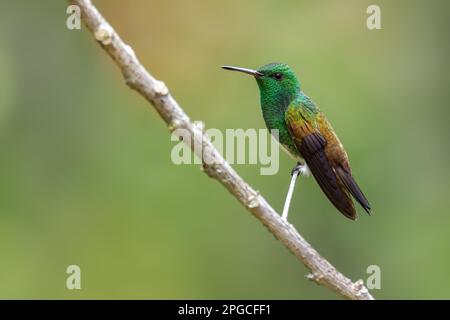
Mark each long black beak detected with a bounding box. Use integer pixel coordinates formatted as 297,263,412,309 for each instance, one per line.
221,65,263,77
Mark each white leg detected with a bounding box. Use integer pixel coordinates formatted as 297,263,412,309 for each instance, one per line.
281,163,310,221
281,170,299,221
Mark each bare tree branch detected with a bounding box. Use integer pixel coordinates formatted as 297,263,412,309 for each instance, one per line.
69,0,374,300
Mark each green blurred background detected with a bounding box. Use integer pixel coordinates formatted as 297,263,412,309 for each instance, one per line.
0,0,449,299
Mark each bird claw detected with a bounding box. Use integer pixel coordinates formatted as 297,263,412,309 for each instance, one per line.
291,162,310,177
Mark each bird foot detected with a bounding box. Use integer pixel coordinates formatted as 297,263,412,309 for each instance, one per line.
291,162,310,177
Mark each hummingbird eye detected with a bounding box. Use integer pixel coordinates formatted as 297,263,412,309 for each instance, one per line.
272,73,283,81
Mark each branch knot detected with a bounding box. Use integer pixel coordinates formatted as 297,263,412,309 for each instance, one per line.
94,23,113,45
307,272,324,283
153,80,169,96
246,192,260,209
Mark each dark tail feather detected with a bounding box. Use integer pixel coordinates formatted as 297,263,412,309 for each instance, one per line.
306,156,357,220
299,133,357,220
336,166,371,215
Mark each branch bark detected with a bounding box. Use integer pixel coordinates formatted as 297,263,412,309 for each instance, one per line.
69,0,374,300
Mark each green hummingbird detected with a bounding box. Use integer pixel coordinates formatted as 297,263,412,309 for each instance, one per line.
222,63,371,220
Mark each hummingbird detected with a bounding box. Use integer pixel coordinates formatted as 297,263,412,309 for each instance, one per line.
222,63,371,220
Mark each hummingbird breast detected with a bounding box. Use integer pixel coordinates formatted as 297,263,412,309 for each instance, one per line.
262,107,303,161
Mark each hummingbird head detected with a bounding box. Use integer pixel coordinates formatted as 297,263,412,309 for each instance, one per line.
222,63,300,107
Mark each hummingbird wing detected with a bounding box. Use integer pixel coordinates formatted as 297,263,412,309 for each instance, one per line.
285,103,365,220
317,115,371,215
